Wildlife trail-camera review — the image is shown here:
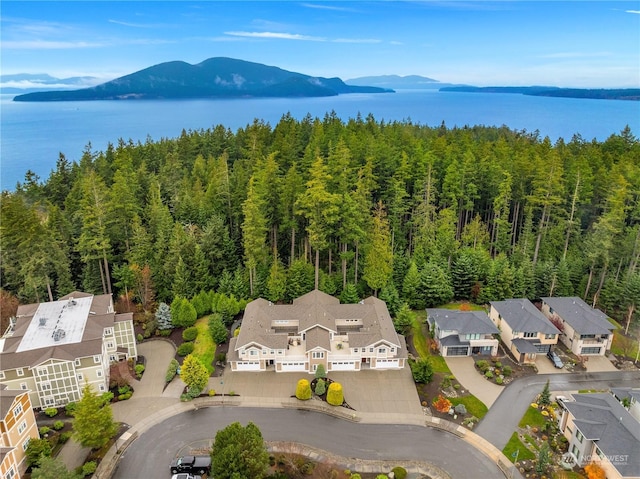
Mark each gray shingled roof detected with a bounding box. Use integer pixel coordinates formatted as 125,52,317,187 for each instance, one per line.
235,291,401,352
563,393,640,477
427,309,499,335
541,297,613,335
1,293,119,370
0,386,25,418
305,326,331,351
490,299,560,334
511,338,541,354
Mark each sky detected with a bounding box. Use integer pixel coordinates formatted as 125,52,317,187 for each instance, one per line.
1,1,639,88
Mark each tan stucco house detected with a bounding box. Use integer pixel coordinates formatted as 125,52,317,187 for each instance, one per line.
540,297,614,356
427,309,499,357
558,392,640,479
228,290,407,373
0,292,137,408
489,299,560,363
0,385,39,479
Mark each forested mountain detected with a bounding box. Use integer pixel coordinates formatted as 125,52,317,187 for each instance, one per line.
12,58,392,101
2,115,640,335
440,86,640,101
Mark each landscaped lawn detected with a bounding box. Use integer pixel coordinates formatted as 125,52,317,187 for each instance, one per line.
449,395,488,419
193,316,216,374
518,405,547,429
439,302,486,312
502,432,536,463
410,312,450,373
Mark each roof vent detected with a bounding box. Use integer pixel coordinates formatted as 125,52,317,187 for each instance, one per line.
69,298,77,306
53,329,66,342
39,317,48,326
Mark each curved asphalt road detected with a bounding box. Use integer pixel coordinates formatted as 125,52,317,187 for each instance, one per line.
113,407,504,479
475,370,640,450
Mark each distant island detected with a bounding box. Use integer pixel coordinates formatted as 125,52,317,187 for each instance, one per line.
12,57,393,102
440,86,640,101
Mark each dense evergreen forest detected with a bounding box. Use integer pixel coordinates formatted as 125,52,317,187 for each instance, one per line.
2,113,640,336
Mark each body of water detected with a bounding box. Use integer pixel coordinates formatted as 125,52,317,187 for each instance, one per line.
1,90,639,190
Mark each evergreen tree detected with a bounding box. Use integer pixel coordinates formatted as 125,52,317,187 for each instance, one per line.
379,282,401,317
155,302,172,330
393,303,415,335
209,314,229,344
451,251,477,300
402,262,422,309
363,202,393,295
285,259,315,301
72,384,118,450
266,257,287,303
539,379,551,406
420,263,454,308
211,422,270,479
340,283,360,304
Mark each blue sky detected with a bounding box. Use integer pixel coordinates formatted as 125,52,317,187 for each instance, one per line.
1,1,639,87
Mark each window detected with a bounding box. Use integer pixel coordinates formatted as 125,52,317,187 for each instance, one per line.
97,370,103,377
22,438,30,451
5,466,15,479
270,350,275,355
13,404,23,417
545,334,556,339
353,348,358,353
20,382,27,390
312,351,324,359
106,341,115,349
576,430,584,443
18,421,27,434
99,384,106,392
465,333,481,340
0,371,4,379
378,348,385,353
571,445,580,461
75,358,81,366
77,373,84,381
38,367,47,376
580,334,596,340
16,368,24,376
523,332,536,338
41,382,51,391
249,349,257,356
109,355,117,362
93,355,101,364
105,327,113,335
369,348,374,353
390,348,395,353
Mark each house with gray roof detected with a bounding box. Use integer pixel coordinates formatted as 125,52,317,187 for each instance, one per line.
540,297,614,356
426,309,499,356
558,392,640,478
0,292,137,408
228,290,407,373
612,387,640,422
489,299,560,364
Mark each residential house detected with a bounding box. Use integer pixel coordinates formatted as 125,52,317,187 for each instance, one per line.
489,299,560,363
228,290,407,373
558,392,640,479
540,297,614,356
426,309,499,357
0,385,39,479
612,388,640,422
0,292,137,408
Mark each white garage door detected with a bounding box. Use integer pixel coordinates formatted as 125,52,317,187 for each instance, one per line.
280,361,307,372
374,359,400,368
236,361,261,371
330,361,357,371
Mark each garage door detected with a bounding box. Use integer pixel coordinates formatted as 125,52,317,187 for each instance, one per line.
236,361,261,371
330,361,357,371
374,359,400,368
446,346,469,356
280,362,307,372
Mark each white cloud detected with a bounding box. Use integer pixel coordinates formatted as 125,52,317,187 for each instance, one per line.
224,31,326,41
108,19,152,28
2,40,106,50
538,52,612,59
300,3,357,12
625,10,640,14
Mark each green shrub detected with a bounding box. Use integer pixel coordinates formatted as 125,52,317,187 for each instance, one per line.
391,466,407,479
410,358,434,383
44,407,58,417
118,385,131,395
182,326,198,341
215,353,227,363
315,378,326,395
136,333,144,342
476,360,490,372
118,392,132,401
327,382,344,406
166,359,180,382
39,426,51,435
135,364,145,377
209,389,216,396
503,365,512,376
52,420,65,430
496,377,504,385
495,361,502,368
296,379,312,400
485,370,494,379
59,431,72,444
454,383,461,389
82,461,97,476
314,364,326,379
177,342,195,356
158,329,172,337
65,402,77,416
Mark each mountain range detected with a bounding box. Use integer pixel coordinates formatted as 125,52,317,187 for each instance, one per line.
345,74,458,90
12,58,393,102
0,73,102,94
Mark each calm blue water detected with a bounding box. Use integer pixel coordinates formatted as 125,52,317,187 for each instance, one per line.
1,90,639,190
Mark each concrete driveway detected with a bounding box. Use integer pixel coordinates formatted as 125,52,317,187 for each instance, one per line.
535,356,569,374
444,357,503,408
583,355,618,372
